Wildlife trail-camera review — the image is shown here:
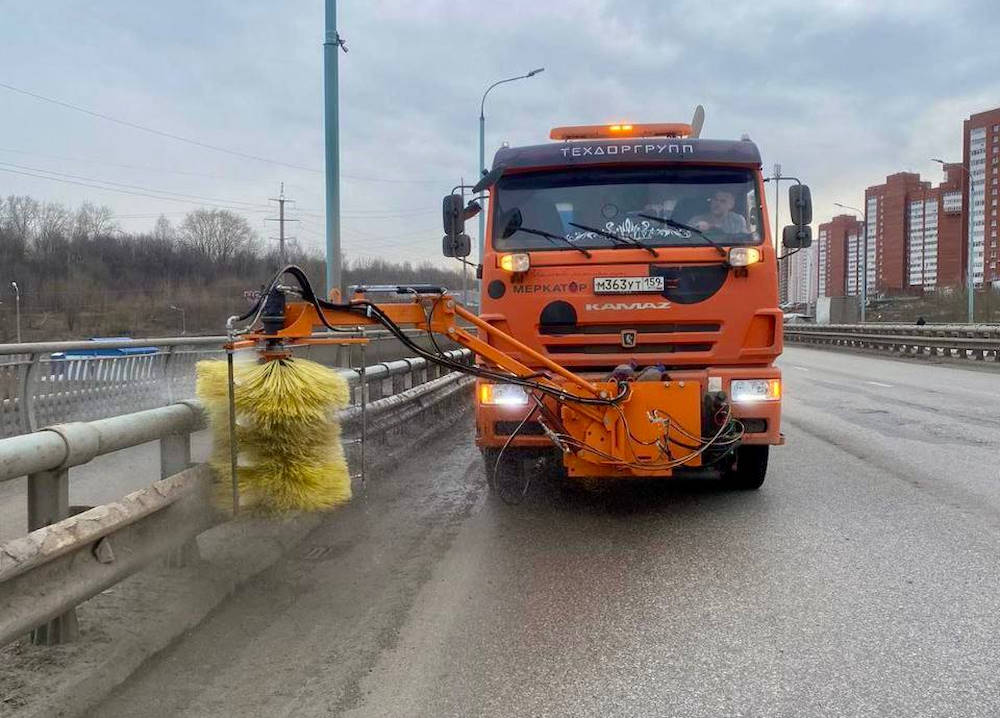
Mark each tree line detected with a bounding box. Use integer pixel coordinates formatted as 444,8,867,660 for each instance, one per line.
0,194,468,341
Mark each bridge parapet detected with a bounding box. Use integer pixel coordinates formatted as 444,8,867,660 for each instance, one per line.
0,348,472,647
0,330,433,439
784,323,1000,362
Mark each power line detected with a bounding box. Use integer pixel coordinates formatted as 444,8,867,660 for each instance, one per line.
0,147,273,184
0,147,449,188
0,80,324,173
0,82,450,185
0,160,275,210
0,165,271,213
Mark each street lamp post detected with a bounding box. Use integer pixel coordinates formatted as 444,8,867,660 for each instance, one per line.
169,305,186,335
834,202,867,323
932,159,975,323
478,68,544,263
10,282,20,343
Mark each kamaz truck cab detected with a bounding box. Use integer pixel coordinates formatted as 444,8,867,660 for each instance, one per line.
442,111,812,489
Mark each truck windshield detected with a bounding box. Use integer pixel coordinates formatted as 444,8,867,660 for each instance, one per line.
492,167,763,251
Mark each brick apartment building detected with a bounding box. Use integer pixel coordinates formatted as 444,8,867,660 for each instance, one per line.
817,215,863,297
907,163,964,289
963,107,1000,286
813,106,1000,300
865,172,928,293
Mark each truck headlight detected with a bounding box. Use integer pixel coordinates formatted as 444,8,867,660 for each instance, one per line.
728,247,762,267
499,253,530,272
479,382,530,406
730,379,781,402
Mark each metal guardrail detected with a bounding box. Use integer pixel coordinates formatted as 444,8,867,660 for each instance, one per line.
0,330,429,439
0,349,473,647
784,323,1000,362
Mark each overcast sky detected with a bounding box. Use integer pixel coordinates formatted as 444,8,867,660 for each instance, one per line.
1,0,997,266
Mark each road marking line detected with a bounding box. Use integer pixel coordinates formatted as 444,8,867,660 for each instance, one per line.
865,381,893,387
791,366,810,371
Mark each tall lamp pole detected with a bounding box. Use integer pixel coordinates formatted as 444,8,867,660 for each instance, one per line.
933,159,974,323
834,202,867,323
10,282,20,343
478,68,544,263
324,0,347,298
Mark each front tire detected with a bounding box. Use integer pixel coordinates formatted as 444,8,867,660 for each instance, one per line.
722,445,769,490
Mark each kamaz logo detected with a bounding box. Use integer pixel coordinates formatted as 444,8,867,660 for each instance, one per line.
585,302,671,311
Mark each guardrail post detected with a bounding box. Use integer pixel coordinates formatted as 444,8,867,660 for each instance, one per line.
160,431,201,567
19,353,41,434
163,346,177,405
27,466,80,644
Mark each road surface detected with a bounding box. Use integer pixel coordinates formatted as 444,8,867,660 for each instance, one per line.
89,346,1000,716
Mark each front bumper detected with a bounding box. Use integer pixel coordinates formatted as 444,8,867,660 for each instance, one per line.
474,366,782,449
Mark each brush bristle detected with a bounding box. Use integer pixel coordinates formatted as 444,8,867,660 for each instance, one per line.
196,356,352,514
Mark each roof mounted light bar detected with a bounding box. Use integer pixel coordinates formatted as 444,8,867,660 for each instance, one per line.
550,105,705,141
550,123,693,140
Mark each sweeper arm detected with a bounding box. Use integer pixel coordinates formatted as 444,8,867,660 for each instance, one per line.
226,272,742,478
232,284,614,414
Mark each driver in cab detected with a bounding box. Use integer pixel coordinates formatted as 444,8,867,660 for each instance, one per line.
689,190,748,233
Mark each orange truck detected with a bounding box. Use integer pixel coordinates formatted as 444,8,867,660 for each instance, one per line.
442,111,813,489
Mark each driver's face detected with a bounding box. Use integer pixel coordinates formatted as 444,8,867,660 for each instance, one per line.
710,192,735,215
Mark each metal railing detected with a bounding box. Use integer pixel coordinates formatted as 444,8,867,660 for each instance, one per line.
0,330,432,439
784,323,1000,362
0,349,473,647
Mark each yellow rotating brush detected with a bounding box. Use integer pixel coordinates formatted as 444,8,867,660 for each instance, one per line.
196,355,352,514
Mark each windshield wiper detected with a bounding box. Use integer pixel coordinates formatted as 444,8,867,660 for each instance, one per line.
637,214,726,257
516,226,592,257
567,221,658,257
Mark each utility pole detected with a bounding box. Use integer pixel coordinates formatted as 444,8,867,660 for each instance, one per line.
266,183,298,265
461,176,468,307
773,164,786,304
324,0,346,298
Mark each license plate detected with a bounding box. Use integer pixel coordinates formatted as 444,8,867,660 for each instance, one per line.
593,276,664,294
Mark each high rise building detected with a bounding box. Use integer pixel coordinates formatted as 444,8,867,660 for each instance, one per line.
962,107,1000,286
906,164,964,289
786,244,817,306
817,215,862,297
865,173,929,294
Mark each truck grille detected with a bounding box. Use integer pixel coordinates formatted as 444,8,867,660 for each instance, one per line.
539,322,720,356
538,322,720,335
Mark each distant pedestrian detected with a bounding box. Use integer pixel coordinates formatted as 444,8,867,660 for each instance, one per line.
916,316,926,326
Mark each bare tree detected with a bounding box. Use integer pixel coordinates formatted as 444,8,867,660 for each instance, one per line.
180,208,258,263
2,195,41,240
37,202,73,239
153,215,176,243
73,202,117,239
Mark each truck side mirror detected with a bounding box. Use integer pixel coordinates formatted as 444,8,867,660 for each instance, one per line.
442,233,472,258
442,193,465,237
788,184,812,226
782,224,812,249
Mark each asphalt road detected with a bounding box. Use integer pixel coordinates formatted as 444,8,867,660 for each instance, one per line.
90,347,1000,717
